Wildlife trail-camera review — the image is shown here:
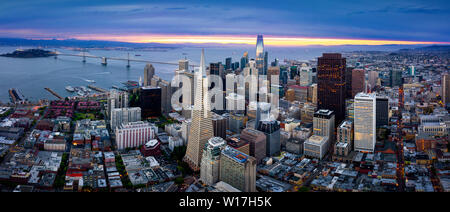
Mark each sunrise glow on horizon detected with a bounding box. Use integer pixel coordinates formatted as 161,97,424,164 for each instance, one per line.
70,34,450,46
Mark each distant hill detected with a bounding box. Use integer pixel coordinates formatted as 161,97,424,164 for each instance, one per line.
398,45,450,52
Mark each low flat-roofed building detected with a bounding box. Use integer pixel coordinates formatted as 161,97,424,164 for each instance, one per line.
304,135,329,160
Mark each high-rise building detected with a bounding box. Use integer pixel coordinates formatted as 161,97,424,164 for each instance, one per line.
225,57,232,70
240,128,266,164
264,51,268,74
115,121,155,150
390,69,403,87
107,90,128,118
354,93,376,153
257,120,281,156
408,65,415,76
345,67,353,99
368,71,378,90
228,113,246,134
334,120,353,157
209,62,224,77
267,66,280,86
352,69,365,98
317,53,346,125
200,137,226,186
158,80,172,114
300,102,317,124
140,86,162,119
442,74,450,107
110,107,141,131
256,35,265,75
226,93,245,115
313,109,335,142
309,83,318,105
376,95,389,127
179,59,189,71
144,64,155,86
219,146,257,192
183,49,214,171
299,64,313,86
212,113,227,139
240,52,249,70
289,85,308,103
150,76,172,114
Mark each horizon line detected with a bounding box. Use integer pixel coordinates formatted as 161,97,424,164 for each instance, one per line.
2,33,450,47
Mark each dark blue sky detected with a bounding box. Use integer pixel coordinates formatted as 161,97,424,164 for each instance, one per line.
0,0,449,42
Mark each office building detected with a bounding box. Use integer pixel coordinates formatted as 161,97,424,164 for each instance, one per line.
301,102,317,124
352,69,365,98
240,52,249,70
140,139,161,157
227,135,250,156
228,113,246,134
110,107,141,131
299,64,313,86
313,109,335,142
304,135,329,160
219,146,257,192
368,71,378,90
442,74,450,107
334,120,353,157
240,128,266,164
140,86,162,119
200,137,226,186
376,95,389,127
183,49,214,171
308,83,317,104
179,59,189,71
289,85,308,103
390,69,403,87
226,93,245,114
225,57,232,70
107,90,128,118
256,35,265,75
317,53,346,125
115,121,155,150
212,113,227,139
144,64,155,86
354,93,376,153
257,120,281,156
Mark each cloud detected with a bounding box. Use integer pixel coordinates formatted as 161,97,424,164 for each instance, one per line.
0,0,448,42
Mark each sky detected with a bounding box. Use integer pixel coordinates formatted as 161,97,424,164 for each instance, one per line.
0,0,449,46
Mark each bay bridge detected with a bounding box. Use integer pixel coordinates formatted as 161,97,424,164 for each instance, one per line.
53,50,197,68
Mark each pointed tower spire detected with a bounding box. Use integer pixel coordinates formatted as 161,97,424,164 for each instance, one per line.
200,48,206,77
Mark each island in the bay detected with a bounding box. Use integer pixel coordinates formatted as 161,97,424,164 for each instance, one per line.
0,49,56,58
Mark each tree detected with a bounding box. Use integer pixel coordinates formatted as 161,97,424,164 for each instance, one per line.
174,177,184,185
298,186,310,192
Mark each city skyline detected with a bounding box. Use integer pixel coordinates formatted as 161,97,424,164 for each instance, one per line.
0,0,450,46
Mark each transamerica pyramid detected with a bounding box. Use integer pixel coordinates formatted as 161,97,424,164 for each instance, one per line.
183,49,214,171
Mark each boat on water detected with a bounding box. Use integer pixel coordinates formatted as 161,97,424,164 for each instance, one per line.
85,79,96,83
65,86,75,92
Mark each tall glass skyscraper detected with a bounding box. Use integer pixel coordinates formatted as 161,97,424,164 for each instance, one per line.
317,53,347,125
256,35,265,75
